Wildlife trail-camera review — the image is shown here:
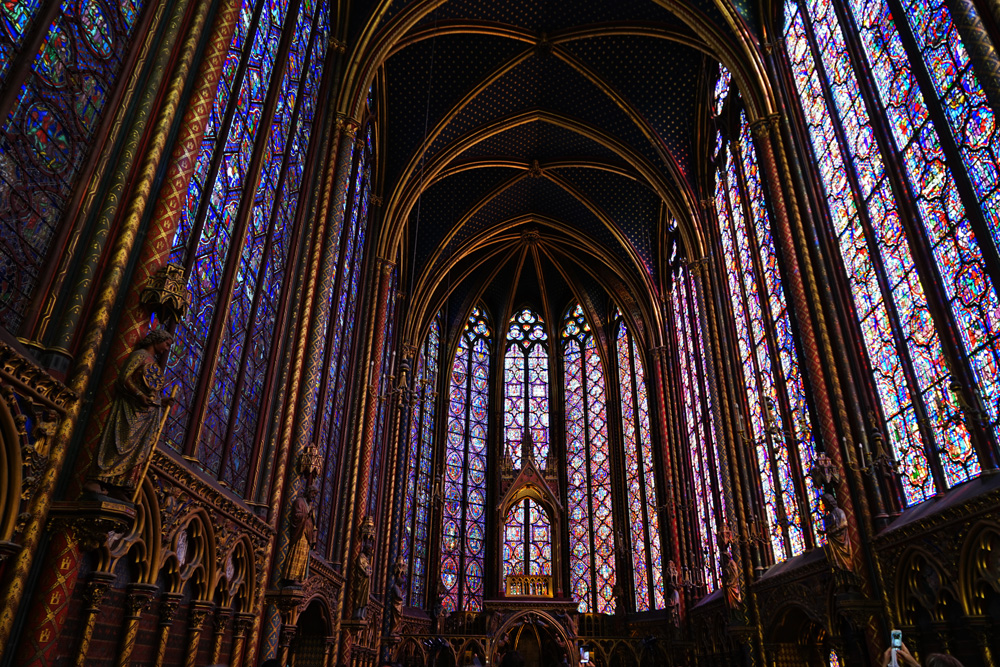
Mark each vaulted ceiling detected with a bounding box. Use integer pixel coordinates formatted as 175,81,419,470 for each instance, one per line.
359,0,765,345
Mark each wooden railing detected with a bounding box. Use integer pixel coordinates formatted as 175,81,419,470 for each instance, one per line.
505,574,553,597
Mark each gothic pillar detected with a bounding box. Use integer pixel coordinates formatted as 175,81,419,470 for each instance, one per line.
343,259,395,620
210,607,232,664
184,601,214,667
115,583,157,667
229,612,256,667
71,572,115,667
84,0,243,452
46,0,213,361
153,593,182,667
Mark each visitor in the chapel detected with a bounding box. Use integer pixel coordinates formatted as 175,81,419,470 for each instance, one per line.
1,0,998,664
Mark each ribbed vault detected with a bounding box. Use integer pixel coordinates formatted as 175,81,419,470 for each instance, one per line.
345,0,767,345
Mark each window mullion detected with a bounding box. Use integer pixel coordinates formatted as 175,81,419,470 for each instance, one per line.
792,0,948,493
834,0,1000,470
720,159,794,561
732,130,817,551
218,3,325,484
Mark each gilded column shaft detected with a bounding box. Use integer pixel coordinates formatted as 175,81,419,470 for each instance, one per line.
115,584,156,667
47,0,205,356
27,0,173,347
184,603,214,667
153,593,182,667
210,609,231,664
71,572,115,667
89,0,243,433
229,613,255,667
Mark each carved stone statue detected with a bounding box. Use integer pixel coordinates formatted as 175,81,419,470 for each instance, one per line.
281,484,318,584
722,553,742,608
665,560,681,627
389,556,405,633
84,329,173,500
352,536,373,619
821,492,853,571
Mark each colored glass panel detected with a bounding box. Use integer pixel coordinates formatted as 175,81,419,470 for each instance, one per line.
0,0,144,330
563,304,616,613
673,269,721,591
714,64,731,116
503,498,551,584
785,0,964,504
617,314,665,610
503,308,549,468
738,112,823,545
441,307,490,613
847,0,999,478
402,317,440,606
201,0,326,489
164,0,295,455
899,0,1000,269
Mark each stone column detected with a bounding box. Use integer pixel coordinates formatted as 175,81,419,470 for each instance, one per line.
229,612,256,667
210,607,232,664
115,583,157,667
71,572,115,667
183,601,215,667
153,593,182,667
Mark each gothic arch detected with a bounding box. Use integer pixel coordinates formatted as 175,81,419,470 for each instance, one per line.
161,508,217,600
895,548,960,626
959,521,1000,618
0,392,21,544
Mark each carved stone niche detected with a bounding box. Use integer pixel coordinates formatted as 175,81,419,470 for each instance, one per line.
49,498,136,552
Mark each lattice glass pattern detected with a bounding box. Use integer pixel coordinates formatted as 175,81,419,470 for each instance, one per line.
441,307,490,613
503,308,550,468
563,304,616,613
616,312,665,610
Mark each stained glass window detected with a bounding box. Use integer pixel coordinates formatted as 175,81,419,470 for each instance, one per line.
313,128,372,555
784,0,998,505
160,0,330,495
712,69,824,562
503,308,550,468
502,497,552,586
0,0,146,331
673,267,724,591
615,310,665,611
400,315,440,607
441,306,491,613
562,304,616,613
370,266,400,518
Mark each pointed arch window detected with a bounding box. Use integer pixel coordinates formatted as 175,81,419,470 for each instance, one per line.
712,70,822,562
615,310,665,611
784,0,1000,504
562,304,616,613
441,306,491,613
503,308,550,468
672,267,725,591
160,0,330,496
313,125,373,555
400,314,440,606
0,0,149,331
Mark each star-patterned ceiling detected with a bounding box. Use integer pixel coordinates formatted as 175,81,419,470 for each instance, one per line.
354,0,762,342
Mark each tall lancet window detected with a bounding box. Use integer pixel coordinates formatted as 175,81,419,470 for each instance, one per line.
784,0,1000,505
400,314,440,606
503,308,550,468
615,309,665,610
501,307,553,591
713,68,822,562
673,267,725,591
563,304,616,613
441,306,491,612
159,0,329,495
